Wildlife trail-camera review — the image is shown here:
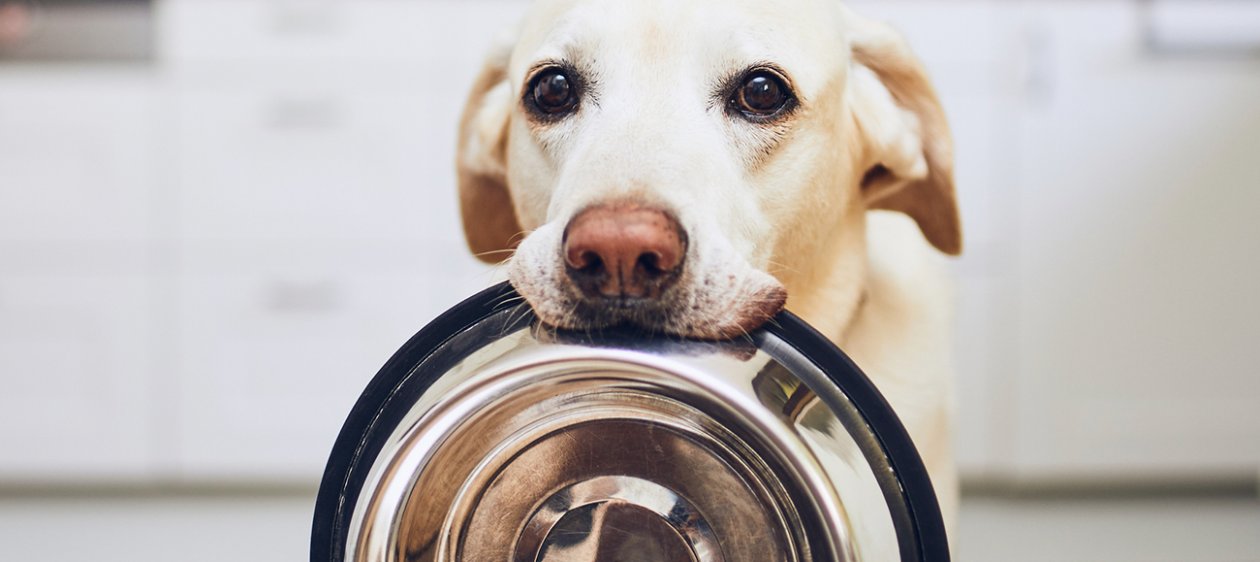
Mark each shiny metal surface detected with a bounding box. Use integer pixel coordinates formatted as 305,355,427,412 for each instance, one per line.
339,312,914,562
517,475,720,561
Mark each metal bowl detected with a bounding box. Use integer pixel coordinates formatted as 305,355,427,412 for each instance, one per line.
311,282,949,561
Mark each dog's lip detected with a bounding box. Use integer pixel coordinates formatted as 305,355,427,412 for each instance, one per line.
552,283,787,341
566,294,670,321
576,294,657,310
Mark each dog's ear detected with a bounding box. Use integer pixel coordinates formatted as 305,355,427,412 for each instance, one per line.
457,37,523,263
846,11,962,255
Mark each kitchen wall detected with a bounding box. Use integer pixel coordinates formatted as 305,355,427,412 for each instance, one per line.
1,0,1258,494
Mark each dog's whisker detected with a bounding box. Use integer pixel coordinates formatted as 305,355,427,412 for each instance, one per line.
507,230,530,247
473,248,516,257
489,290,524,306
511,303,534,328
472,250,516,267
765,259,799,275
492,295,527,312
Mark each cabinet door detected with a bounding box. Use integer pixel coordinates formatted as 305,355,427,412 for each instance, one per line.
172,243,489,481
0,71,159,481
0,249,157,480
1011,1,1260,476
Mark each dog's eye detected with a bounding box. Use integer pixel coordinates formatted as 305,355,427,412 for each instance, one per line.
529,68,579,116
731,69,794,120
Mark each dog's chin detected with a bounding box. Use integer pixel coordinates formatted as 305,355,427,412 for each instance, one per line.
508,271,788,341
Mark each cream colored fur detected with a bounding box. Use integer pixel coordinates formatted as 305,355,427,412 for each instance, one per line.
456,0,962,542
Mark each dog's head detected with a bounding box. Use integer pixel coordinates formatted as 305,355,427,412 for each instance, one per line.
457,0,959,339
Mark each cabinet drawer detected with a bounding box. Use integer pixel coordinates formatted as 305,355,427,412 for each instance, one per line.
174,85,467,243
0,72,156,243
172,243,490,479
160,0,528,66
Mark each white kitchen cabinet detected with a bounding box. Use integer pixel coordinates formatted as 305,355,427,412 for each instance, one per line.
3,0,1255,489
1009,1,1260,477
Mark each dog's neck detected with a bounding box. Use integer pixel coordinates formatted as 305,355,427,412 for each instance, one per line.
775,209,870,343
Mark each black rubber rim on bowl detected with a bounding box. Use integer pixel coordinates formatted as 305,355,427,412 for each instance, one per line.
310,281,950,561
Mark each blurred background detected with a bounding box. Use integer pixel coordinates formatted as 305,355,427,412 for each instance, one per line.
0,0,1257,560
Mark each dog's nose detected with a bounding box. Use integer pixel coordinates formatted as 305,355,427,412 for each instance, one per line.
563,204,687,301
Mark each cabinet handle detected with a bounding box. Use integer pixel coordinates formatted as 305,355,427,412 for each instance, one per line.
265,97,344,131
1021,21,1056,106
264,280,344,313
1143,0,1260,56
268,1,345,36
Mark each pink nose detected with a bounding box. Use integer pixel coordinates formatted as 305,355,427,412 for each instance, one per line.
563,204,687,300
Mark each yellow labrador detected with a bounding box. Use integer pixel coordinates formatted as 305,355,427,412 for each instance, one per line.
456,0,962,536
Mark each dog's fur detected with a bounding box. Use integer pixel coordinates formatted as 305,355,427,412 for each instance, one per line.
456,0,961,536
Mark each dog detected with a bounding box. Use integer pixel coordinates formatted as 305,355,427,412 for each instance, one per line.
455,0,962,539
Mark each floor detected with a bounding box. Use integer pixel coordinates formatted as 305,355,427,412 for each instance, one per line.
0,492,1257,561
956,495,1260,562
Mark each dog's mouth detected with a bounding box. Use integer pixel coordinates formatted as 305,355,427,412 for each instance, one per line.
509,272,788,341
564,292,687,333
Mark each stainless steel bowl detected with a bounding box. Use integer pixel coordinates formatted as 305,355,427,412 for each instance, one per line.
312,283,949,561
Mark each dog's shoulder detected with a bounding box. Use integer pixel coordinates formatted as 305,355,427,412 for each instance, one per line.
864,209,954,329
